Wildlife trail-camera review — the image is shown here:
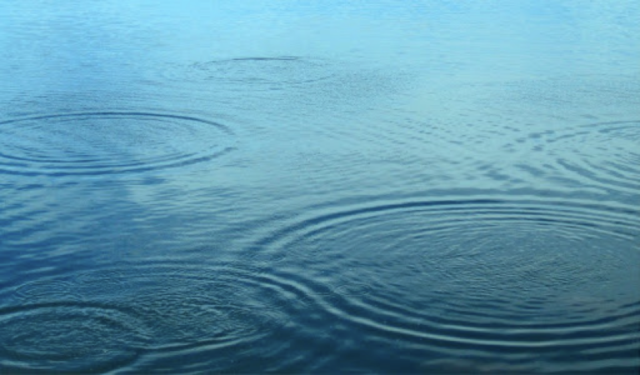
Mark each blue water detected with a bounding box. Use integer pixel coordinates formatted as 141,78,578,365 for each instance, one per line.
1,1,639,373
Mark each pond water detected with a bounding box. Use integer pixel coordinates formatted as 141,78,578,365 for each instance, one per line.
1,1,639,373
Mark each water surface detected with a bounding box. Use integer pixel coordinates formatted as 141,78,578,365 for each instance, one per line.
1,1,639,373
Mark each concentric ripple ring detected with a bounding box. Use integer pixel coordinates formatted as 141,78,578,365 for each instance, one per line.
158,56,335,91
0,111,235,176
70,262,298,355
0,301,151,373
244,194,640,371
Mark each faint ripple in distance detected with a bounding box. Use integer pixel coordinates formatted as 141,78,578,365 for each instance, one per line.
244,194,640,373
159,56,335,91
0,112,235,176
0,302,151,373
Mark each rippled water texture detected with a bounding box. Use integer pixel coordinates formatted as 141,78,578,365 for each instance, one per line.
1,1,639,374
0,112,234,176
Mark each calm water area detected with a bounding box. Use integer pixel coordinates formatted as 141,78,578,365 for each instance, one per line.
1,1,639,373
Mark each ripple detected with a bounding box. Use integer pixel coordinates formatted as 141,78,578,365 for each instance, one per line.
0,302,150,373
513,120,640,194
15,261,327,371
68,261,306,357
0,111,235,176
134,296,284,351
73,269,132,297
332,283,374,298
246,194,640,370
11,278,80,304
159,56,334,91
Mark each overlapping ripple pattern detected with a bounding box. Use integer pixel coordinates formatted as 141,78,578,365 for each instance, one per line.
239,194,640,373
515,120,640,195
0,302,150,373
1,0,639,374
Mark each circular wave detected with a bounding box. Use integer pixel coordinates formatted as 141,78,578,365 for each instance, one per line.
0,112,235,176
245,195,640,371
73,268,133,297
6,261,329,372
0,302,151,373
159,56,334,91
69,262,308,358
514,120,640,194
11,278,80,304
68,260,361,372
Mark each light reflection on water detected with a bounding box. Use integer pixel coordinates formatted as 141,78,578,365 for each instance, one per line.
0,0,639,373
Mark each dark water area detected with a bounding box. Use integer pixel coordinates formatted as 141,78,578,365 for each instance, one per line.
1,1,639,373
